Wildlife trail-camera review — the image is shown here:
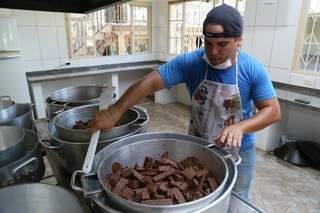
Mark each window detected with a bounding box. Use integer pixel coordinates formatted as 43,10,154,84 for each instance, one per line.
67,1,151,58
296,0,320,74
168,0,246,55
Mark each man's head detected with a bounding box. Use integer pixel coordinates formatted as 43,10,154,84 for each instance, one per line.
203,4,243,66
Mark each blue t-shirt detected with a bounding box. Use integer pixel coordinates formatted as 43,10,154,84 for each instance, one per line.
158,48,276,150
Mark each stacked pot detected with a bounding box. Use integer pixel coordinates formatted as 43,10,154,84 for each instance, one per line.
0,96,34,130
0,126,45,187
42,104,149,175
0,96,44,187
45,85,108,120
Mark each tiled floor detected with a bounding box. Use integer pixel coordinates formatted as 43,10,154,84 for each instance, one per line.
41,101,320,213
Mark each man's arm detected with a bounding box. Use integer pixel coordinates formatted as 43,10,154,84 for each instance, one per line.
215,97,281,148
89,70,165,132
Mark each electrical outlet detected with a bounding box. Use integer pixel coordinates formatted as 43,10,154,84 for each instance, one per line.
303,78,314,87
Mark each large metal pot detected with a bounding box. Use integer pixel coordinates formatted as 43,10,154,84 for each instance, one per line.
50,85,103,105
53,104,141,142
45,96,73,120
0,183,84,213
41,106,149,174
0,129,45,187
0,126,25,167
72,133,240,213
0,96,16,122
0,103,34,130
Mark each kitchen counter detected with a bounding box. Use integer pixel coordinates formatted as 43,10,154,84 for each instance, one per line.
26,60,163,83
274,82,320,112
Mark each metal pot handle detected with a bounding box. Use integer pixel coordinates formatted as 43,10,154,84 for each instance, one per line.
71,170,103,197
0,96,11,101
52,109,66,116
130,106,149,127
206,144,241,166
12,157,39,179
71,170,84,192
39,139,62,150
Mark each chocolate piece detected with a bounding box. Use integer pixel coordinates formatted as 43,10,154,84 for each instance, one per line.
208,178,218,192
133,170,146,183
172,187,186,204
112,162,123,174
143,156,154,169
152,168,176,182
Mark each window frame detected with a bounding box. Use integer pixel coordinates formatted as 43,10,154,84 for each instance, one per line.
66,1,152,59
292,0,320,76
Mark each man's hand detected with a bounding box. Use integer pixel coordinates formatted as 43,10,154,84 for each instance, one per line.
88,106,120,133
214,123,244,148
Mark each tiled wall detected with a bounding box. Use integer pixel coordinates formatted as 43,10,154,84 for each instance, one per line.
0,8,68,72
0,7,158,72
242,0,320,89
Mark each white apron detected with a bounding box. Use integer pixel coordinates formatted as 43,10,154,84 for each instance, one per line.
188,55,243,142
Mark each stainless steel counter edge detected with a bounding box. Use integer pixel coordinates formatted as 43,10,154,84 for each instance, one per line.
26,63,160,83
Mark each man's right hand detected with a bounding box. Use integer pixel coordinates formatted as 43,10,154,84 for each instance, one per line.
88,107,120,133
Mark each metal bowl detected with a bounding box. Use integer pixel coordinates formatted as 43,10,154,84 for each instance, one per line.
0,183,84,213
52,104,141,142
50,85,103,105
0,126,25,167
0,96,16,122
0,103,34,130
96,134,229,213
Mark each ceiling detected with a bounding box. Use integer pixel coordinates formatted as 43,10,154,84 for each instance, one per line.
0,0,130,13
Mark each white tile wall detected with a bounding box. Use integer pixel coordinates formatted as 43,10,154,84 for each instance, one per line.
42,58,61,70
276,0,303,26
269,67,290,83
289,73,316,88
23,60,43,72
244,0,256,26
38,27,59,59
13,10,36,26
55,13,65,27
315,77,320,90
242,26,254,54
270,26,297,69
0,8,13,16
252,26,275,66
56,27,68,58
255,0,278,26
17,26,41,60
35,11,56,26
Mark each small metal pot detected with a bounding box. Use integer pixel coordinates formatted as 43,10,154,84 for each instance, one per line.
0,126,25,167
50,85,103,105
53,104,141,142
0,129,45,187
0,96,16,122
0,183,84,213
41,106,149,174
0,103,34,130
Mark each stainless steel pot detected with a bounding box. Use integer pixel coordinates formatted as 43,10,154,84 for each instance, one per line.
0,96,16,122
72,133,240,213
53,104,141,142
0,103,34,130
0,183,84,213
50,85,103,105
0,126,25,167
41,106,149,174
0,129,45,187
45,96,73,120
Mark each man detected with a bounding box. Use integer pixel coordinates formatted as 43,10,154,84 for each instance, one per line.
89,4,281,199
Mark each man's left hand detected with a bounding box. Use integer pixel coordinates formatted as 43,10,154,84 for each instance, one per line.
214,124,244,148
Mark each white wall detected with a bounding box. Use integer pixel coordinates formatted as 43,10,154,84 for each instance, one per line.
242,0,320,89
